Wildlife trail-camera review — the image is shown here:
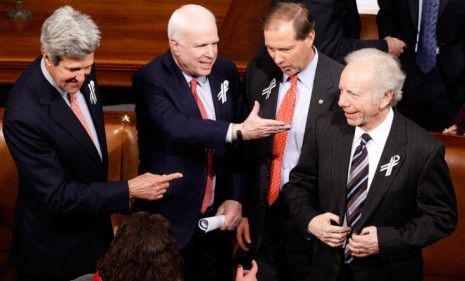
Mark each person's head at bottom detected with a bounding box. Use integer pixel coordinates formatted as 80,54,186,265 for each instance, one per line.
97,212,183,281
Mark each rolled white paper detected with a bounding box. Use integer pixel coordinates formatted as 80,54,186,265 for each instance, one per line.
198,215,226,233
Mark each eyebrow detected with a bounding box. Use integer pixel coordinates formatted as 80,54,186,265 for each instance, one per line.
64,64,93,72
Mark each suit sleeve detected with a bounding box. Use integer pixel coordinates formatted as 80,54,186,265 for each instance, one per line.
133,70,230,153
377,0,400,39
3,117,130,216
284,117,322,237
377,143,457,257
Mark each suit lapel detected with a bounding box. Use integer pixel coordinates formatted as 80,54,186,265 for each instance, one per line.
304,54,339,133
81,77,106,156
358,112,407,229
333,123,355,222
35,67,104,170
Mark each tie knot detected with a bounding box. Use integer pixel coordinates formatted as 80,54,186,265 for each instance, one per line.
190,79,198,89
289,74,298,85
67,93,77,103
361,133,372,145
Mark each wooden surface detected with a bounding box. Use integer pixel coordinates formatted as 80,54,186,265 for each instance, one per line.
0,0,235,87
0,0,378,88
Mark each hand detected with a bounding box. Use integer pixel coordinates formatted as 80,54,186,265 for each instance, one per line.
347,226,379,257
384,36,406,56
308,212,351,247
216,200,242,231
443,124,459,135
236,217,252,251
234,101,291,141
235,260,258,281
128,172,182,200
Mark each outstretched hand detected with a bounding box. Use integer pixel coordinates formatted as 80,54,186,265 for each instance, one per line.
234,101,291,141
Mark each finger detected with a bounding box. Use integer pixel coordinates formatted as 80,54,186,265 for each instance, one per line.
157,172,183,183
250,260,258,274
251,101,260,116
236,265,244,277
236,228,249,251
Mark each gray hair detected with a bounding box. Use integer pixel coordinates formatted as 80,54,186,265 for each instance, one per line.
345,48,405,106
41,5,101,65
167,4,216,42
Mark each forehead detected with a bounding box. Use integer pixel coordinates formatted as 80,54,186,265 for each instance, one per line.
58,53,94,67
340,62,375,88
264,20,297,45
181,23,218,44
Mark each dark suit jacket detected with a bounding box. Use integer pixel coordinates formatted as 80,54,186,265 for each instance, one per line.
284,110,457,281
132,51,246,248
277,0,388,62
3,57,129,278
377,0,465,106
242,52,343,252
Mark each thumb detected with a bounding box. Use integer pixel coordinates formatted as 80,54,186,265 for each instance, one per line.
359,227,370,235
250,101,260,116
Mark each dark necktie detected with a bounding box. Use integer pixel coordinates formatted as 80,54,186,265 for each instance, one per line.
268,75,298,205
189,79,214,213
344,133,372,263
416,0,439,74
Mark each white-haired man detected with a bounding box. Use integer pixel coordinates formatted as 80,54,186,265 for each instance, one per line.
132,4,287,280
284,48,457,281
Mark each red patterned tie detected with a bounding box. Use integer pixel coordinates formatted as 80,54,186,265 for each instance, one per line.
190,79,214,213
68,93,95,142
268,75,298,205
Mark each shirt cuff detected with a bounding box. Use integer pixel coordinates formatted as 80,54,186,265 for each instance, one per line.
225,123,233,143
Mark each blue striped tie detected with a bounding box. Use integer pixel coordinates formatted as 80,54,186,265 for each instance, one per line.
344,133,371,263
416,0,439,74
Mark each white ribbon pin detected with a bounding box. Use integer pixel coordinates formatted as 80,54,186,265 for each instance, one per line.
380,155,400,176
261,78,276,100
88,80,97,104
217,80,229,104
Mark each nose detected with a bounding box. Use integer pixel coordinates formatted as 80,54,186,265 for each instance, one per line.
74,69,88,83
338,91,347,108
205,44,217,58
272,51,284,65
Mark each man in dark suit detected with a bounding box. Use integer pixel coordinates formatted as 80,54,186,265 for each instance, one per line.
235,3,342,280
285,48,457,281
3,6,181,281
132,4,288,281
377,0,465,131
273,0,406,62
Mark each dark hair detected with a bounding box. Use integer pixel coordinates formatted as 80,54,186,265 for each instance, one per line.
97,212,183,281
262,2,314,40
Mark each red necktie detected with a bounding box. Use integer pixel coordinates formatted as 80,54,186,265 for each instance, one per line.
190,79,214,213
68,93,95,142
268,75,298,205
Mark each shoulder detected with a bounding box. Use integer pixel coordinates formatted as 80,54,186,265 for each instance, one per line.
317,51,344,74
211,56,239,76
133,52,172,83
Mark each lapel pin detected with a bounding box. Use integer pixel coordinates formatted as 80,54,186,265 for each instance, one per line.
318,99,324,104
88,80,97,105
261,78,276,100
217,80,228,104
380,155,400,176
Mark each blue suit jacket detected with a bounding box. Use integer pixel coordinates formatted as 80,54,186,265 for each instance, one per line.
133,51,246,248
3,57,130,278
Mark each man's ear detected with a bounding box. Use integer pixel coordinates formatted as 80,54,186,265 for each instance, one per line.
170,39,180,55
380,90,394,109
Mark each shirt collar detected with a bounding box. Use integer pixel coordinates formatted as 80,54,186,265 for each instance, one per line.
40,57,68,99
183,72,208,88
354,107,394,145
283,47,319,89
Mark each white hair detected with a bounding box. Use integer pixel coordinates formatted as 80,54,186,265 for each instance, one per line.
167,4,216,42
41,5,101,65
345,48,406,106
